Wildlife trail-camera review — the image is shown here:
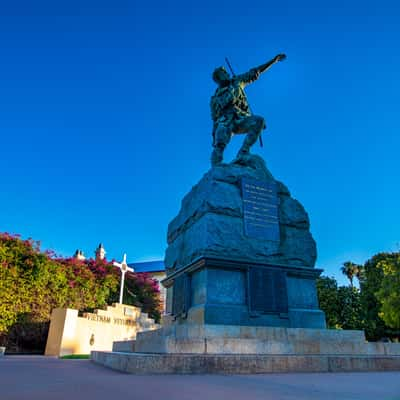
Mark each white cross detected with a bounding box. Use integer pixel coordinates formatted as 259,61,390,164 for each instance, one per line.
113,254,134,304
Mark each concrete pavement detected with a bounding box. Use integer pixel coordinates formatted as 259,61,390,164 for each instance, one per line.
0,356,399,400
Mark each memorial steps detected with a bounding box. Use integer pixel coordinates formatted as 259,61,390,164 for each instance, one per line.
131,324,400,356
92,324,400,374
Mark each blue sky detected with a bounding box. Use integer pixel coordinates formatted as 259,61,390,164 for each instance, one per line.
1,0,399,284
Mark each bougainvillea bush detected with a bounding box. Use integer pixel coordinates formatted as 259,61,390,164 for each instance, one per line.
0,232,161,353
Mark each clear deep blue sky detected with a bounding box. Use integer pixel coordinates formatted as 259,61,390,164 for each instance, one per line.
1,0,399,284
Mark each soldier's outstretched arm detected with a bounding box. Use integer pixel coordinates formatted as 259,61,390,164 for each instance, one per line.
236,54,286,86
254,54,286,75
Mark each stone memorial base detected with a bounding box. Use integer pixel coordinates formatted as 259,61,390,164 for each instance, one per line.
162,155,327,331
90,156,400,374
91,324,400,374
163,257,326,330
91,352,400,374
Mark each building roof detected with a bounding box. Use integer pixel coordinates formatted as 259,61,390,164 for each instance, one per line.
128,260,165,273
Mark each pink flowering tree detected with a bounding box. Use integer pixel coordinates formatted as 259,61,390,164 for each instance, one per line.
0,232,161,353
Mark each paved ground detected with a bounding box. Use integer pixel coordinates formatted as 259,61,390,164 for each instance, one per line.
1,356,399,400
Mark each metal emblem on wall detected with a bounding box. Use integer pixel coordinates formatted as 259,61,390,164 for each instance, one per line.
241,177,280,242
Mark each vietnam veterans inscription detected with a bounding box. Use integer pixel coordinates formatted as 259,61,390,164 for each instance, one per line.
241,177,280,241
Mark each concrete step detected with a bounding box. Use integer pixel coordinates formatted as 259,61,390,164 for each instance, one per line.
135,336,400,356
91,351,400,374
112,340,136,353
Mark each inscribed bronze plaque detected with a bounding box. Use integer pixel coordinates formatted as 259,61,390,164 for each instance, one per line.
241,177,280,241
172,275,190,317
249,267,288,314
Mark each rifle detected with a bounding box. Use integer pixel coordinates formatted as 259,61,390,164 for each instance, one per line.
225,57,263,147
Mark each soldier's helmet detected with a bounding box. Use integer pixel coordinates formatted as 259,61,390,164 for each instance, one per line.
212,66,230,84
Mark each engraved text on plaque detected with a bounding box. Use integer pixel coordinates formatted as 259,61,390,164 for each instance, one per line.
241,177,280,241
249,267,288,314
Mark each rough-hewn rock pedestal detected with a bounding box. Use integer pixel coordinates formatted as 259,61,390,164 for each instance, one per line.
165,155,317,270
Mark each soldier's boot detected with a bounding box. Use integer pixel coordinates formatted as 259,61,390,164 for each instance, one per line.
211,146,224,166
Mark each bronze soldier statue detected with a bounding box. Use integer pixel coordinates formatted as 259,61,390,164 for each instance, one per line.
210,54,286,166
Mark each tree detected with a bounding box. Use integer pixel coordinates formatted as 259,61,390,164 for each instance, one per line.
0,232,161,353
340,261,362,288
317,276,363,330
124,272,161,322
355,264,365,286
316,276,340,328
337,286,363,330
375,254,400,329
361,252,394,340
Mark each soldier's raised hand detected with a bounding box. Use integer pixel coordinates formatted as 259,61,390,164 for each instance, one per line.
274,54,287,63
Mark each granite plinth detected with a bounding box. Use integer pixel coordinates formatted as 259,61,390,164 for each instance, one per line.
93,325,400,374
163,257,326,329
132,324,400,356
91,352,400,374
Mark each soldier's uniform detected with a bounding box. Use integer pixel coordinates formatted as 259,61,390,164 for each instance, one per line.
210,69,265,165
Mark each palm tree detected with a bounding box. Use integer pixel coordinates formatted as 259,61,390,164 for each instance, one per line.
341,261,359,288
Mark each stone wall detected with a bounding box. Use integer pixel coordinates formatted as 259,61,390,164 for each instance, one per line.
45,303,159,356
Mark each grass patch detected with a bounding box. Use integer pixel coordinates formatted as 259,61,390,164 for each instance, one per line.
60,354,90,359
